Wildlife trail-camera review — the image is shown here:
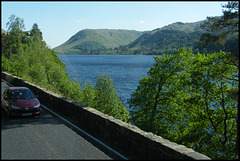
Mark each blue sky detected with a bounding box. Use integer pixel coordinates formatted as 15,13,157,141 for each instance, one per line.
1,1,227,48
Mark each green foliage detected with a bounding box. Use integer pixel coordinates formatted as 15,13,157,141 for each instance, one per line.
3,13,238,159
93,73,129,122
128,48,238,159
81,81,95,107
128,53,183,132
6,14,25,32
199,1,239,57
1,14,129,123
29,23,43,41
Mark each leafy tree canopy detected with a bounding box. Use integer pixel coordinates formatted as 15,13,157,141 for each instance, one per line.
128,48,238,159
199,1,239,55
1,14,129,123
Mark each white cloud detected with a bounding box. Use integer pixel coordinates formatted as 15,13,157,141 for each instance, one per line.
138,20,144,24
76,20,81,23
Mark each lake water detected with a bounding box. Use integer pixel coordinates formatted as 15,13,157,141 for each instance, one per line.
58,55,157,111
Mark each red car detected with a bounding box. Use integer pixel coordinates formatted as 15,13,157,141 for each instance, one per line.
1,87,41,117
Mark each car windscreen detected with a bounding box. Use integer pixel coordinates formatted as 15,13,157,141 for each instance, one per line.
9,89,35,99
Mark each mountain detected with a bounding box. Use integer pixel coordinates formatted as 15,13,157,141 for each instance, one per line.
54,29,144,55
122,20,206,55
54,18,237,55
124,19,238,55
159,21,204,32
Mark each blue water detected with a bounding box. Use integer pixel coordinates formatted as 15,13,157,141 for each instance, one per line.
58,55,156,110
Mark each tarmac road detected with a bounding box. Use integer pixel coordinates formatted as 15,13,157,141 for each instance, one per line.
1,80,124,159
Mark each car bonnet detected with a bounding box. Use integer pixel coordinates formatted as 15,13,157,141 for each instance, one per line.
9,98,38,108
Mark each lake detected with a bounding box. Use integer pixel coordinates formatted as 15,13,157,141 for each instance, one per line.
58,55,157,111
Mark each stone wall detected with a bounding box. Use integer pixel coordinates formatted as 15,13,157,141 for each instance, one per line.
1,71,210,160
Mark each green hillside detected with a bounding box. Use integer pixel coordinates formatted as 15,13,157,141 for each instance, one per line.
116,19,237,55
53,18,238,55
54,20,207,55
54,29,143,54
122,20,206,55
159,21,204,32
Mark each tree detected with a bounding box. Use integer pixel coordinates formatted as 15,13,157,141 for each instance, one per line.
2,14,130,125
6,14,25,33
128,51,184,133
93,73,129,122
199,1,239,56
182,51,238,159
1,32,8,55
4,14,26,58
128,48,238,159
199,2,239,154
29,23,43,41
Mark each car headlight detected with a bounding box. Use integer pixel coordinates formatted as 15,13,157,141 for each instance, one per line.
11,105,21,109
34,103,40,108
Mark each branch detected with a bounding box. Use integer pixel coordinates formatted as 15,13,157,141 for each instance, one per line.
204,89,218,132
220,81,228,145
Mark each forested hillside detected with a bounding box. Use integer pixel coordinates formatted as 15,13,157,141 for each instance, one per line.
159,21,204,32
53,19,238,55
53,21,205,55
124,29,204,55
124,20,205,54
116,19,238,55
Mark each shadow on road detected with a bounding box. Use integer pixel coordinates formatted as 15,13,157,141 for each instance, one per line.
1,107,62,131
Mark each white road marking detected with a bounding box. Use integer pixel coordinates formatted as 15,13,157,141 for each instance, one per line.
41,104,128,160
2,79,128,160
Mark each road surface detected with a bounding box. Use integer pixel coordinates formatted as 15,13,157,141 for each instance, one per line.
1,80,125,159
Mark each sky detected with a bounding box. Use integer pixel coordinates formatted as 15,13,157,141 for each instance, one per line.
1,1,228,49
